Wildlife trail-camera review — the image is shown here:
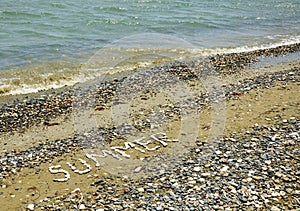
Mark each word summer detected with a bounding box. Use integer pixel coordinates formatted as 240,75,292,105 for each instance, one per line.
86,133,178,165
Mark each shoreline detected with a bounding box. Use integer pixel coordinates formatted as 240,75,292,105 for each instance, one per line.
0,44,299,210
0,42,299,97
0,43,299,135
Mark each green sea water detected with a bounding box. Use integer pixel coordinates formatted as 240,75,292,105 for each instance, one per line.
0,0,299,95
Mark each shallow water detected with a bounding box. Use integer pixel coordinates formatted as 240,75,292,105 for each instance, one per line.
0,0,299,95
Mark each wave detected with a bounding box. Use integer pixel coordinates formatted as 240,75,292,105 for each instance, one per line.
223,35,300,54
0,36,299,96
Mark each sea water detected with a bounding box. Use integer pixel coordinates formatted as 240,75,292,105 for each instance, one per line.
0,0,299,95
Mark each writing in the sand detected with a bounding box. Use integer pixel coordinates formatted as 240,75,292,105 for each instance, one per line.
86,133,178,165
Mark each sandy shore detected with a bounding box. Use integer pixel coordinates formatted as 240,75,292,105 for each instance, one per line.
0,45,299,210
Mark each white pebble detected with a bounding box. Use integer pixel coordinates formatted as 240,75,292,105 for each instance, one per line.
27,204,35,210
134,166,142,173
193,167,201,172
265,160,271,165
201,172,211,177
271,206,280,211
79,204,86,210
220,166,229,172
137,187,144,193
199,178,205,182
246,177,253,182
215,150,222,155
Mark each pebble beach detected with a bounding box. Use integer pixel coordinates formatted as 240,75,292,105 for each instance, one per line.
0,44,299,210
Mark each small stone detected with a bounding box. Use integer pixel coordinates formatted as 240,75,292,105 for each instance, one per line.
193,185,201,191
193,167,201,172
282,176,289,182
134,166,142,173
271,192,280,197
265,160,271,165
215,150,222,155
246,177,252,182
252,176,261,180
228,186,236,193
220,158,228,163
137,188,144,193
199,178,205,182
171,182,179,188
271,206,280,211
248,170,255,174
220,166,229,172
27,204,35,210
280,191,286,196
228,138,237,142
79,204,86,210
188,180,196,185
201,173,211,177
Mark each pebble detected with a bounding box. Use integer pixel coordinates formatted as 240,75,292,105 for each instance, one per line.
271,206,280,211
27,204,35,210
265,160,272,165
215,150,222,155
137,188,145,193
193,167,201,172
220,165,229,172
79,204,86,210
201,173,211,177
